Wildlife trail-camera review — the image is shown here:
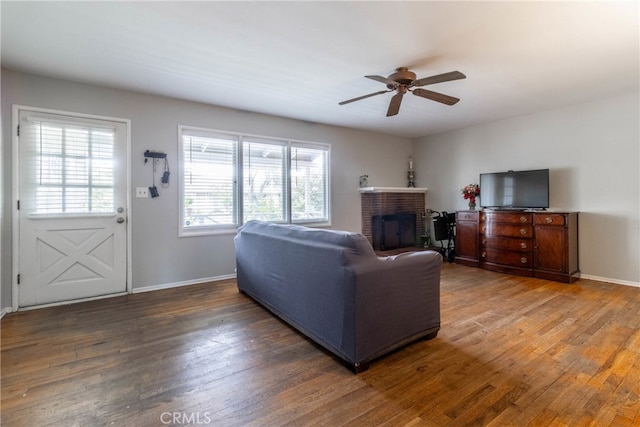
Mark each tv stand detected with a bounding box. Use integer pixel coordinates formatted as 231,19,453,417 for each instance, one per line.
455,210,579,283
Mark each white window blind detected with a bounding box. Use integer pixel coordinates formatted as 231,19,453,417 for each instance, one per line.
181,131,238,231
24,119,115,215
243,140,287,223
291,144,329,223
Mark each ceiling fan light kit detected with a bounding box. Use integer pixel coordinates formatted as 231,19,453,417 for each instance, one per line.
339,67,466,117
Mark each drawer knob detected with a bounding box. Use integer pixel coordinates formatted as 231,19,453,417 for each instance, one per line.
520,216,527,223
520,228,527,235
520,242,527,249
521,257,528,264
482,238,486,245
482,226,486,232
545,217,553,224
481,251,486,258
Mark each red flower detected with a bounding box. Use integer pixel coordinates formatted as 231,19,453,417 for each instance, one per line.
461,184,480,203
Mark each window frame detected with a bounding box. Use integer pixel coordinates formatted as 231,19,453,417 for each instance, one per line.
178,126,239,237
178,125,331,237
242,137,289,224
289,141,331,225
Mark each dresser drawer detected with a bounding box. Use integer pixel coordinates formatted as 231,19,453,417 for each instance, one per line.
481,211,531,224
481,235,532,252
534,213,566,226
457,211,479,221
481,248,533,267
480,223,533,238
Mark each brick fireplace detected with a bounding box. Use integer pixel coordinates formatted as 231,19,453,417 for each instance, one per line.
360,187,427,251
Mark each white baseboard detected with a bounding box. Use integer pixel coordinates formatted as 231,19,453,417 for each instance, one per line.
132,274,237,294
579,274,640,288
1,307,12,319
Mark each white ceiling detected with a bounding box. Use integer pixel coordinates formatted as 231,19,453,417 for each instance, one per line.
2,1,638,138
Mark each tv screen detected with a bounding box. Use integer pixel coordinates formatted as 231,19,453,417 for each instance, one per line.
480,169,549,209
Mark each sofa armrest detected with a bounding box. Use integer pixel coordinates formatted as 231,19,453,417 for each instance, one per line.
348,250,442,362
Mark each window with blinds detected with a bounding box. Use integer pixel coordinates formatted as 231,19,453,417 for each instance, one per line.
28,120,115,214
179,126,330,236
291,144,329,223
243,140,287,223
181,130,238,232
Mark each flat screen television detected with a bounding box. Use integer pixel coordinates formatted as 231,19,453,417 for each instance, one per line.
479,169,549,209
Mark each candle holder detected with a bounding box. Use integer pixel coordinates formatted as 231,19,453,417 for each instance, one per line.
407,156,415,187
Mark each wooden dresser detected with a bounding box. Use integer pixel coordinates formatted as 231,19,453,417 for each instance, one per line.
455,210,579,283
454,210,480,267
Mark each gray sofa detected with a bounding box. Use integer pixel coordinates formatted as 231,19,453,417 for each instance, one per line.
234,220,442,372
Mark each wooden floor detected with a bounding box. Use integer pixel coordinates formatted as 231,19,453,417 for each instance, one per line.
2,264,640,426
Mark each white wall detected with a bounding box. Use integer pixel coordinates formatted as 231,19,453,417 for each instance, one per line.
0,69,3,315
1,69,412,307
413,92,640,285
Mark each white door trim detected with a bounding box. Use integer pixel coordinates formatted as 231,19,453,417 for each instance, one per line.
11,104,132,310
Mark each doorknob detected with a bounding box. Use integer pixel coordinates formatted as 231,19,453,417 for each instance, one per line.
116,217,125,224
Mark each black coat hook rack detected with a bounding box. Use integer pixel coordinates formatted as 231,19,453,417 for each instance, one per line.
144,150,167,159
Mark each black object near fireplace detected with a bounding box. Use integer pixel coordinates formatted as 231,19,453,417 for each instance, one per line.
371,213,416,251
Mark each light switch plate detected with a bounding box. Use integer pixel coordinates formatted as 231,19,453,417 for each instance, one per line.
136,187,149,198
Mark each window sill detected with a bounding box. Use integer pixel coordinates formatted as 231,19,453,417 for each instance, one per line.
179,227,238,238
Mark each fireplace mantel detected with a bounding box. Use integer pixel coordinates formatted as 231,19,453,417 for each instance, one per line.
359,187,427,193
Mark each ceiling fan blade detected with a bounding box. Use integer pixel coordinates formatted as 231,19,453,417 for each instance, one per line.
386,92,404,117
412,88,460,105
365,75,399,87
412,71,466,87
338,90,391,105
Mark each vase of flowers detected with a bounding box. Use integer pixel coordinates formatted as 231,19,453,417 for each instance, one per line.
461,183,480,209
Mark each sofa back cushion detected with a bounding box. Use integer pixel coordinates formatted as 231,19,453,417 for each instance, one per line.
238,220,376,259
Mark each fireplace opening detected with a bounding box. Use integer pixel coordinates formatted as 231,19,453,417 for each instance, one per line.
372,213,416,251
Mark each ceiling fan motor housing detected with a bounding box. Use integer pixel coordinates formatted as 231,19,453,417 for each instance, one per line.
387,67,417,88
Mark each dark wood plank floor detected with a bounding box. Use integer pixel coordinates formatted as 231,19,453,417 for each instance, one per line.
2,263,640,426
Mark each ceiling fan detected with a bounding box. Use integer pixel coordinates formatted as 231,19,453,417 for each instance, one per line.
339,67,466,117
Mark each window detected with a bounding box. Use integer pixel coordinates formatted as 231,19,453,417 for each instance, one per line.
290,144,329,223
180,128,238,233
243,139,287,223
179,126,330,236
23,119,115,215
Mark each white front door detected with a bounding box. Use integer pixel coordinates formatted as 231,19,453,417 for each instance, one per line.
17,109,128,307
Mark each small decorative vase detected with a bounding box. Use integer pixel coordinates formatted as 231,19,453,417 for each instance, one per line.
468,201,476,210
359,176,368,188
